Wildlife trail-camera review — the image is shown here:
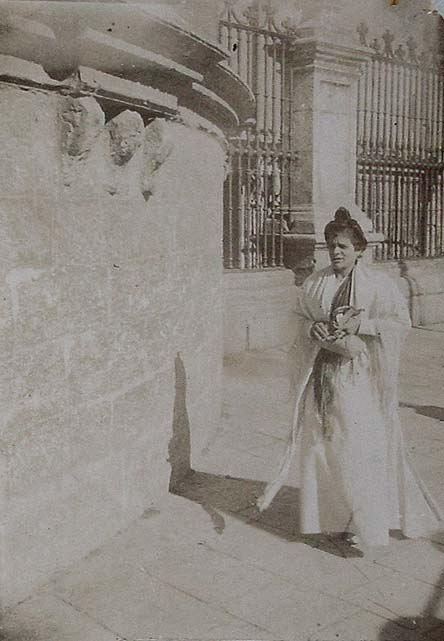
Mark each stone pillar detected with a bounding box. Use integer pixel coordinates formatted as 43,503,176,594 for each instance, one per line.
287,27,382,267
0,0,253,609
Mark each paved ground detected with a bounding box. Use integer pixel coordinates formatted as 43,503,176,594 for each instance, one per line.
2,325,444,641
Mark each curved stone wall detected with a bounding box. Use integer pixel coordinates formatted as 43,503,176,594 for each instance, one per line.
0,1,251,607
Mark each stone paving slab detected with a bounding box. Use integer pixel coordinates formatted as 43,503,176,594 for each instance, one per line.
338,571,444,635
0,593,121,641
309,609,429,641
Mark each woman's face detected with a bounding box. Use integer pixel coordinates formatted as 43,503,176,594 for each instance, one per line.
327,232,361,275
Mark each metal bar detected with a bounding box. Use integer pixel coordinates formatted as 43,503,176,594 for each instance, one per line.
375,57,383,240
400,62,408,258
426,167,431,259
253,29,261,133
280,39,286,155
271,37,277,145
385,54,394,261
263,148,269,267
255,140,262,268
361,59,370,217
380,55,390,254
411,168,418,257
406,64,414,257
392,60,403,259
423,62,431,256
226,147,234,268
439,71,444,255
367,61,374,232
287,64,294,241
263,32,269,138
237,142,244,269
420,62,427,163
412,64,421,257
356,65,363,206
271,39,286,268
245,126,253,268
431,68,438,256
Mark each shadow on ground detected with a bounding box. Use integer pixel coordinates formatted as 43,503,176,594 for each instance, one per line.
173,470,364,558
400,402,444,422
377,536,444,640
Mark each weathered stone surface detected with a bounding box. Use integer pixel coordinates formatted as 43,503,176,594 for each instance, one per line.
59,96,104,158
0,82,225,608
106,109,144,166
223,269,298,355
141,118,174,201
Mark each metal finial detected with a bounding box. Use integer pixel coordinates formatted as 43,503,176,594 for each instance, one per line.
382,30,395,57
357,22,369,47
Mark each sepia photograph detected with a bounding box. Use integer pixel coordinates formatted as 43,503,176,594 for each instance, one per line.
1,0,444,639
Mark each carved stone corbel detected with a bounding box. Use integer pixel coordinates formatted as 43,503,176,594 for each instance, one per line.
60,96,105,159
140,119,174,201
107,110,144,166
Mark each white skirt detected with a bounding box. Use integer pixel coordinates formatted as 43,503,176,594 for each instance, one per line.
298,350,441,546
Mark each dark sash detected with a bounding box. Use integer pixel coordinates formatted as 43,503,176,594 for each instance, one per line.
312,270,353,431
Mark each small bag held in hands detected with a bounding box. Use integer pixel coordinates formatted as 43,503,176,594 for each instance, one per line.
324,306,367,358
330,305,364,336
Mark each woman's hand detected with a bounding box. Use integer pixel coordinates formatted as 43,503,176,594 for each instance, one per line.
310,321,330,342
332,307,363,336
340,315,361,335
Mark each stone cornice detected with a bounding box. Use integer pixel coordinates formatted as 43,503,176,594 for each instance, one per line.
0,0,254,131
0,55,179,118
287,27,372,76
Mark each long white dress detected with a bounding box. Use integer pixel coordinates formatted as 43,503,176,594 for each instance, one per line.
258,262,442,546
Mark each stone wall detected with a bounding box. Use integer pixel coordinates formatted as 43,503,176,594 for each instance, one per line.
0,82,224,606
223,270,297,355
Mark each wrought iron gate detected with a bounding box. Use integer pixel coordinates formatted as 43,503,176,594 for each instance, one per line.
219,1,299,269
356,24,444,261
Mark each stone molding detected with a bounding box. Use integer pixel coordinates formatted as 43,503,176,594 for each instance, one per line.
288,27,372,75
0,1,253,134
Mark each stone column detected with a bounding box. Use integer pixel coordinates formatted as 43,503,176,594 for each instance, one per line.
287,27,382,267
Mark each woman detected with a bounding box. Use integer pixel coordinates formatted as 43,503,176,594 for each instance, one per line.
257,208,442,547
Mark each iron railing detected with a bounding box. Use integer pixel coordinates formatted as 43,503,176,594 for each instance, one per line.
219,0,299,269
356,23,444,260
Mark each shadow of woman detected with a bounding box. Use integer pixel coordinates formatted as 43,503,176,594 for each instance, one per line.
377,533,444,640
399,402,444,422
172,469,363,558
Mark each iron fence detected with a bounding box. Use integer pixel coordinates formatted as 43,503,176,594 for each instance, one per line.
356,23,444,260
219,0,299,269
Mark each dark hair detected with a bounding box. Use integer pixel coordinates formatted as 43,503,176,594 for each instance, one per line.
324,207,367,251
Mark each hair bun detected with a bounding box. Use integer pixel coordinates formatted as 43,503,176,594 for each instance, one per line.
334,207,352,224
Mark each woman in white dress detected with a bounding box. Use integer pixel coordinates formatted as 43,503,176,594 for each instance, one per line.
257,208,442,547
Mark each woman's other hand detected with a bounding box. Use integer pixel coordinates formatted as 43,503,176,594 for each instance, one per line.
310,321,330,342
341,314,361,335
